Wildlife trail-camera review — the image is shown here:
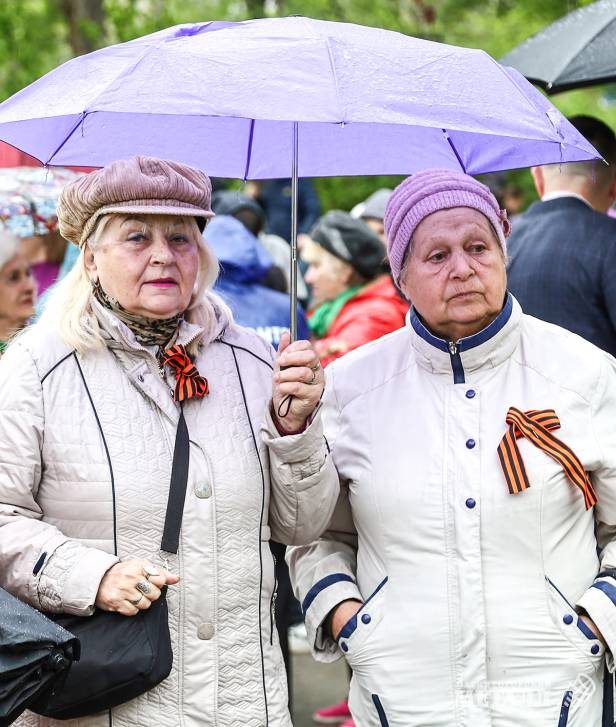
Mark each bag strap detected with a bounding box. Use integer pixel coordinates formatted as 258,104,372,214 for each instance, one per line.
160,403,190,554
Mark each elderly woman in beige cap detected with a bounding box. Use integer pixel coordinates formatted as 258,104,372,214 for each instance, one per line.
0,156,338,727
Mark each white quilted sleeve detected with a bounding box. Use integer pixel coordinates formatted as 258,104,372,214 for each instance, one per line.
262,402,340,546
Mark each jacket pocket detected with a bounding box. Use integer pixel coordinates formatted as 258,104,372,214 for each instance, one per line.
545,576,605,664
371,694,389,727
557,690,572,727
337,577,387,661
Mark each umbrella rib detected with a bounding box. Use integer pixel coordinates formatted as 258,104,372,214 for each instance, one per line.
243,118,255,181
44,112,87,166
442,130,466,173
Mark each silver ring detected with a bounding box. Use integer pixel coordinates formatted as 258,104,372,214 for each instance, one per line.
310,361,321,372
143,565,160,581
136,580,153,595
307,370,317,385
129,594,143,606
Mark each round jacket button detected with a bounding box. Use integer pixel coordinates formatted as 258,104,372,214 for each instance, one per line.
591,644,600,655
195,482,212,499
465,498,476,509
361,613,371,625
563,614,574,625
340,641,348,652
197,622,215,640
465,389,476,399
466,439,476,449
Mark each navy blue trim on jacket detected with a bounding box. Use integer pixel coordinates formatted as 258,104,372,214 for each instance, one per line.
337,576,388,640
410,293,513,383
302,573,356,617
558,690,573,727
591,579,616,605
371,694,390,727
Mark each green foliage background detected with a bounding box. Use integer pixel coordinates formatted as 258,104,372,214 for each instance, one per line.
1,0,615,211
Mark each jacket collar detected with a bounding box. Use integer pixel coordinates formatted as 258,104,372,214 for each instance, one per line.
408,293,521,382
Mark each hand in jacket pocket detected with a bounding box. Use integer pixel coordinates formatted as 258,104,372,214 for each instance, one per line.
95,559,179,616
578,612,607,647
330,598,363,641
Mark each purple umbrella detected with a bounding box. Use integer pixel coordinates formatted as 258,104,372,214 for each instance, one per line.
0,16,599,335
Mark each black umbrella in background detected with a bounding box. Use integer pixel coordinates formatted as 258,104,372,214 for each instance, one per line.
501,0,616,94
0,588,78,726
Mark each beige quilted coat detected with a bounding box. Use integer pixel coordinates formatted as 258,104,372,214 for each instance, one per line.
0,298,339,727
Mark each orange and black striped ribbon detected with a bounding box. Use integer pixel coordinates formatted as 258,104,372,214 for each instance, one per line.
162,344,209,402
497,407,597,510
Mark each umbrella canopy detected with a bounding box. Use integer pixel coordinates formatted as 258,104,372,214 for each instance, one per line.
0,17,599,177
0,588,78,726
501,0,616,94
0,166,83,238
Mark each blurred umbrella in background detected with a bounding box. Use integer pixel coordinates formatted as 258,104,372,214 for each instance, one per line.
0,166,82,238
502,0,616,94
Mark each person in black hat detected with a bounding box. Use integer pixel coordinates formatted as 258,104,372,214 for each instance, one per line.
303,211,408,367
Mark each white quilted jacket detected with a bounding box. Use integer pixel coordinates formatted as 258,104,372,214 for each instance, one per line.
0,299,339,727
288,295,616,727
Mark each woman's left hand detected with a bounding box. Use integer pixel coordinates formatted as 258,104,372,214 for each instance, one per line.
272,331,324,434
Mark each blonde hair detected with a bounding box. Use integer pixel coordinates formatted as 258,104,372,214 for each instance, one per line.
39,214,232,355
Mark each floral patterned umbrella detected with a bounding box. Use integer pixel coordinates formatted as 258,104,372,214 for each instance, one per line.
0,166,82,238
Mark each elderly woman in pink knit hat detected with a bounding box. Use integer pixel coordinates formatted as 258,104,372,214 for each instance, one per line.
285,168,616,726
0,156,338,727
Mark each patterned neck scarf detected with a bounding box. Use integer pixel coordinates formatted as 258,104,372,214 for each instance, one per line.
93,280,182,349
0,340,6,355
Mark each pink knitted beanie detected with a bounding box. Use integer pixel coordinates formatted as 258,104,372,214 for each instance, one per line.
384,169,511,283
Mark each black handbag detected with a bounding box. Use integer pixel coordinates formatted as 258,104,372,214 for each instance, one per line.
30,403,191,720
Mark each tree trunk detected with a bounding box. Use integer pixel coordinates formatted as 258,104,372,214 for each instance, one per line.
245,0,266,18
59,0,106,56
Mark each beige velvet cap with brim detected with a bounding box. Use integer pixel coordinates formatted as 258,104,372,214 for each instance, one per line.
57,155,215,247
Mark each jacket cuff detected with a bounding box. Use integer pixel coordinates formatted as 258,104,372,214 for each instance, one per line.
270,403,308,436
302,573,363,662
577,577,616,666
262,406,328,488
38,541,119,615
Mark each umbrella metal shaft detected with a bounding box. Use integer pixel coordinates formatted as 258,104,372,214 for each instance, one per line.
290,121,299,341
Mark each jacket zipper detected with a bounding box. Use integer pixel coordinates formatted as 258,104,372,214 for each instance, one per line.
270,552,278,645
447,341,465,384
157,330,202,380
